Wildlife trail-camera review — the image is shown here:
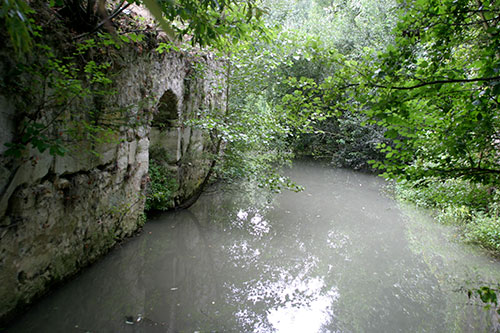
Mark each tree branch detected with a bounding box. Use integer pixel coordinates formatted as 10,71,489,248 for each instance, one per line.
73,1,131,39
433,167,500,176
373,76,500,90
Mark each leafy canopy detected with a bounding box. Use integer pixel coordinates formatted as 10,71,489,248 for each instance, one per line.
1,0,266,56
284,0,500,184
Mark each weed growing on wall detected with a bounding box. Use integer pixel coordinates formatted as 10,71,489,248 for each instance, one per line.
145,146,179,211
3,29,147,159
144,160,179,211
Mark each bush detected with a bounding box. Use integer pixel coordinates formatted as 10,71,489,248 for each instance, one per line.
465,214,500,252
396,178,491,212
292,111,387,171
145,160,178,211
395,178,500,254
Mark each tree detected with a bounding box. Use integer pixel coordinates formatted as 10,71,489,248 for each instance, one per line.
369,0,500,184
289,0,500,184
0,0,265,56
264,0,397,168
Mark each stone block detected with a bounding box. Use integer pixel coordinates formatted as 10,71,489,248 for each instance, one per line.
53,150,92,175
116,144,129,171
96,142,118,166
128,140,138,165
149,127,180,161
136,137,149,165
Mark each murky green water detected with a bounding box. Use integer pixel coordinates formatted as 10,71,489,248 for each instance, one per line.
9,160,500,332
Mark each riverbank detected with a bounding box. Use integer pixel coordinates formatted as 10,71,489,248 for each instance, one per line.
394,178,500,257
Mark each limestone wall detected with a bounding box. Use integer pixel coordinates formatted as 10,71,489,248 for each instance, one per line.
149,53,225,207
0,44,225,324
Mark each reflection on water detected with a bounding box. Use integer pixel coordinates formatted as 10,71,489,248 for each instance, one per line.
9,160,500,332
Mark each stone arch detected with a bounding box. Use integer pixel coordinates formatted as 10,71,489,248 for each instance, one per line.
152,89,179,129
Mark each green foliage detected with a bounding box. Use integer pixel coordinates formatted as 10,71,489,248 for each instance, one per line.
158,0,268,47
4,122,67,158
2,31,128,158
141,0,176,39
137,212,147,226
264,0,397,53
293,111,388,170
188,89,299,192
145,145,178,211
276,0,500,185
395,178,492,212
476,286,499,310
466,285,500,315
210,0,400,187
217,26,314,191
0,0,36,55
465,214,500,252
396,178,500,253
221,95,300,192
341,0,499,184
156,41,181,54
1,0,268,67
256,0,397,169
145,159,178,211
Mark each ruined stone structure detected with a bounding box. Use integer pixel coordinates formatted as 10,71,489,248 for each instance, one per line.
0,42,225,324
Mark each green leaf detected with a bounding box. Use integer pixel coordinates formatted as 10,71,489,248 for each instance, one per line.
384,129,398,139
141,0,175,40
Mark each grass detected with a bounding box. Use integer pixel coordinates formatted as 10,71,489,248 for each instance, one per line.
394,177,500,255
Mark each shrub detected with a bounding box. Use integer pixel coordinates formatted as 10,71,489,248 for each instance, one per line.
465,213,500,252
395,178,500,254
145,160,178,211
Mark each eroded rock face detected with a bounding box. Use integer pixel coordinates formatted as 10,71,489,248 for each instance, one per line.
0,45,225,323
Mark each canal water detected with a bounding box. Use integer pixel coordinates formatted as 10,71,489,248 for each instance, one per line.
9,160,500,332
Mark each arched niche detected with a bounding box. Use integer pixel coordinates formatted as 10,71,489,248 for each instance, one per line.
152,89,179,129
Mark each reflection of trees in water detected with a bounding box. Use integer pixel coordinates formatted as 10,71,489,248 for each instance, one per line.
273,164,452,332
141,209,227,332
133,169,500,332
319,218,449,331
179,171,460,332
11,165,500,332
401,205,500,332
191,182,341,331
191,184,280,331
85,164,500,332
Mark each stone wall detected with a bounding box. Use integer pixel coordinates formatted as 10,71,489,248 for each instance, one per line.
149,54,225,207
0,42,225,324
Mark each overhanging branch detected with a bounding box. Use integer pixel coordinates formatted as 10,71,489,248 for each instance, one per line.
432,167,500,176
374,76,500,90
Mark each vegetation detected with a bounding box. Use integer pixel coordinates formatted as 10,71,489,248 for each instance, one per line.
261,0,500,313
145,159,178,211
0,0,270,213
2,0,500,312
2,33,127,159
187,0,500,315
357,0,500,255
2,0,498,234
396,178,500,251
256,0,500,253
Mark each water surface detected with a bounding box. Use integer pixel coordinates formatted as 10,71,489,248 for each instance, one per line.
9,160,500,332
